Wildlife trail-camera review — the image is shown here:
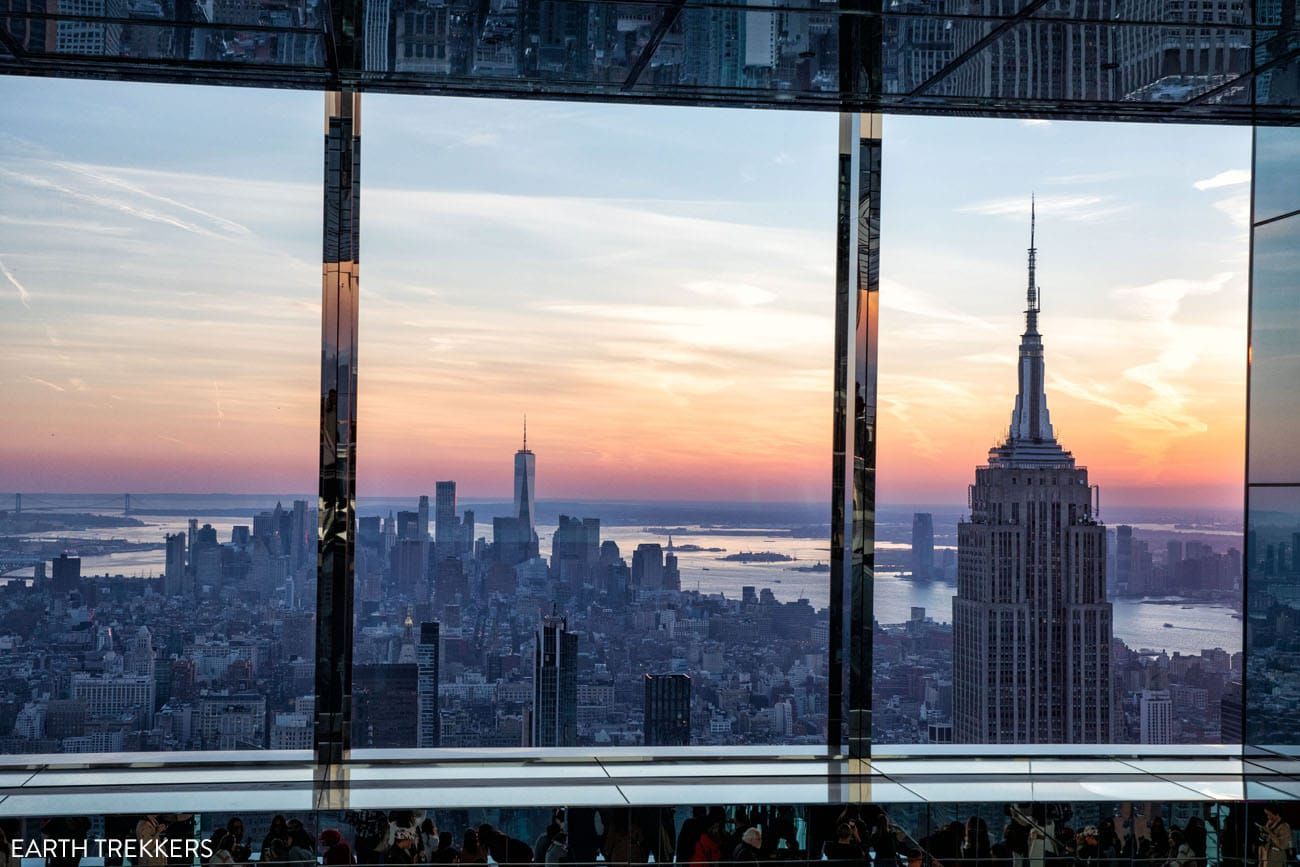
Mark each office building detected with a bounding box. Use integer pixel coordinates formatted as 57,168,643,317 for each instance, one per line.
644,673,691,746
51,553,81,593
911,512,934,580
163,532,188,597
632,544,664,592
397,510,421,540
291,499,308,568
70,673,155,721
1222,685,1243,743
392,538,426,596
434,480,473,559
270,712,313,749
354,663,418,748
417,621,440,748
551,515,600,584
1117,525,1134,593
514,419,536,537
197,693,266,750
1140,690,1174,744
533,615,577,747
954,210,1113,744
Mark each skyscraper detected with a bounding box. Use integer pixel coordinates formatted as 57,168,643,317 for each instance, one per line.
163,532,188,597
911,513,935,580
392,538,426,596
514,417,536,537
435,481,456,551
397,510,421,540
953,206,1113,744
533,614,578,747
1116,525,1134,593
417,621,440,748
291,499,308,569
632,543,664,591
1140,690,1173,744
353,663,418,748
644,673,691,746
552,515,600,584
51,553,81,593
418,495,430,542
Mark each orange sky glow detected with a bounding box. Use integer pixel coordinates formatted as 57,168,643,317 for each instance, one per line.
0,92,1249,510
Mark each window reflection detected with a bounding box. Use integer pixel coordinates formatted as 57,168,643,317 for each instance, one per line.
1248,216,1300,485
1245,485,1300,745
1253,128,1300,225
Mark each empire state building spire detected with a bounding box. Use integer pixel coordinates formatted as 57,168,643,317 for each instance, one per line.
989,201,1073,468
954,198,1112,746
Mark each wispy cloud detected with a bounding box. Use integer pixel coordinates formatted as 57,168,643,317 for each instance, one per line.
957,193,1127,223
0,255,32,308
0,214,133,236
1194,169,1250,191
26,376,65,392
1213,193,1251,229
879,278,998,331
0,166,218,237
56,162,251,236
1045,171,1124,185
213,380,226,427
683,280,777,307
1111,273,1234,321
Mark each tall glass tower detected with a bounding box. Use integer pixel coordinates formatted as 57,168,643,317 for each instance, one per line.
514,417,536,537
533,614,577,747
953,205,1113,744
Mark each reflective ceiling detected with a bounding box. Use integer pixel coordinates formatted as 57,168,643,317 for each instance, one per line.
0,0,1297,120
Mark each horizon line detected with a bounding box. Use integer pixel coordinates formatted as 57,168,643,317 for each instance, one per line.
1,490,1246,512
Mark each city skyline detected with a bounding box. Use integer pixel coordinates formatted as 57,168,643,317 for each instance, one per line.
0,79,1249,508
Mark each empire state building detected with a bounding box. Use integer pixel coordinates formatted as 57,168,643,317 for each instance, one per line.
952,206,1114,744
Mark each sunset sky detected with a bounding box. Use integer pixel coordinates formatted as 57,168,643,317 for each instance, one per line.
0,78,1249,507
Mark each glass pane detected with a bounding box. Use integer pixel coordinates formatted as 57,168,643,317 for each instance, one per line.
1248,214,1300,484
1256,50,1300,112
1254,128,1300,225
359,0,841,101
882,19,1251,104
0,77,319,754
1,19,326,65
1033,0,1250,24
350,95,837,750
876,116,1248,746
1245,485,1300,745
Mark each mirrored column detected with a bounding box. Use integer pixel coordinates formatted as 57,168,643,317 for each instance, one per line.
316,90,361,772
830,112,881,760
1245,125,1300,754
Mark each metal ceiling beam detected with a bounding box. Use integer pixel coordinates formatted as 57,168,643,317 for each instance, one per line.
621,0,686,92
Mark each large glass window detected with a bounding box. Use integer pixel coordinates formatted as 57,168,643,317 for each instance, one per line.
875,117,1248,746
349,96,838,749
1244,125,1300,749
0,78,320,753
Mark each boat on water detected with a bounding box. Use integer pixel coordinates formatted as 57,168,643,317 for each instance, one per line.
1163,622,1174,628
